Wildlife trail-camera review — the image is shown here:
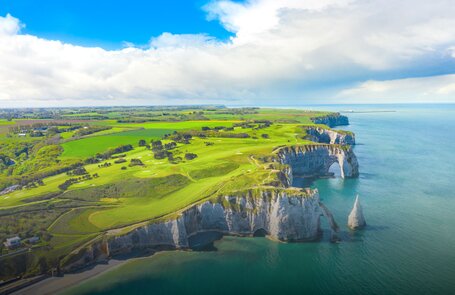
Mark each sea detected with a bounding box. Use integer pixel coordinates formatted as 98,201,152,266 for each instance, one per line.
62,104,455,295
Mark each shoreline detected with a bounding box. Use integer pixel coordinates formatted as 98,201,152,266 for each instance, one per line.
12,250,187,295
13,259,126,295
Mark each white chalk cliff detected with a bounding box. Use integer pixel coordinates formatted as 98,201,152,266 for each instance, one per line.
63,131,360,271
304,127,355,145
275,145,359,179
348,195,366,230
64,189,342,270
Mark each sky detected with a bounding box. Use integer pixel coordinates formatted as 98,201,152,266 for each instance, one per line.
1,0,455,107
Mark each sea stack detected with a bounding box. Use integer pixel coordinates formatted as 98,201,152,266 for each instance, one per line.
348,195,366,230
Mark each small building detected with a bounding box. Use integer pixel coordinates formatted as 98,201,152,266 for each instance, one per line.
4,236,21,249
17,133,27,137
28,236,40,244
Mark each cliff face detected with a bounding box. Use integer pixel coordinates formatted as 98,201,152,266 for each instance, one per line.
305,127,355,145
108,190,324,252
65,190,338,270
63,121,360,272
275,145,359,178
311,113,349,127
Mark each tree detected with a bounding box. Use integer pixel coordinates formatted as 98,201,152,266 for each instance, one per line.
151,140,163,149
185,153,198,160
138,139,146,146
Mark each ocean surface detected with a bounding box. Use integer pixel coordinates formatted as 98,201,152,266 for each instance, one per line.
62,104,455,295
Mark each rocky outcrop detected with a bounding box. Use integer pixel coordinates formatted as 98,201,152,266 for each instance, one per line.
348,195,366,230
311,113,349,127
304,127,355,145
64,189,341,270
275,145,359,179
109,190,326,249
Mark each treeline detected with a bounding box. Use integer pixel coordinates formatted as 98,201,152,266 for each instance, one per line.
72,126,111,137
58,174,93,190
0,161,83,191
166,130,250,139
149,140,196,163
85,144,134,163
233,120,272,129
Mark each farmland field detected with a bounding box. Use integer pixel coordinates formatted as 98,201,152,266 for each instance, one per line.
60,128,174,158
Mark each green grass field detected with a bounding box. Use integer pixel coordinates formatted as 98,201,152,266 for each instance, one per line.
0,107,338,275
60,128,173,158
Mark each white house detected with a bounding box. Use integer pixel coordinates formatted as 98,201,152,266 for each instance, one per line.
4,236,21,249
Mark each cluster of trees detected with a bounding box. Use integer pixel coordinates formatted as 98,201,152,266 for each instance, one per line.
23,179,44,189
201,126,235,132
0,155,14,172
85,144,133,163
152,141,170,160
66,167,88,176
150,140,180,161
98,162,112,168
164,142,177,150
207,107,259,115
164,133,193,144
233,120,272,130
58,174,93,190
180,130,250,139
72,126,111,137
0,161,83,192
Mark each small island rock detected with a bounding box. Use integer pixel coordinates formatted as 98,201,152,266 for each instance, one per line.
348,195,366,230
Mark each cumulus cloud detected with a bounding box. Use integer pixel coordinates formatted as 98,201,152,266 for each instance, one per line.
338,74,455,103
0,0,455,106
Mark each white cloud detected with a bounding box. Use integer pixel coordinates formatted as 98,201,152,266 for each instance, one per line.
338,74,455,102
1,0,455,107
0,14,21,36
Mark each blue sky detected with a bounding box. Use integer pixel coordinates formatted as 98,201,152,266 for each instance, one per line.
0,0,455,107
0,0,232,48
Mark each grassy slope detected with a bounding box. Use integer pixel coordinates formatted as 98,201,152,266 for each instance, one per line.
0,109,331,261
60,121,238,159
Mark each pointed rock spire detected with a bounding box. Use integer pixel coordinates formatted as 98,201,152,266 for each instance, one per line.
348,195,366,230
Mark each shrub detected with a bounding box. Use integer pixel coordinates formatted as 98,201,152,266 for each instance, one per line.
67,167,88,176
164,142,177,150
153,150,167,159
129,158,144,166
185,153,197,160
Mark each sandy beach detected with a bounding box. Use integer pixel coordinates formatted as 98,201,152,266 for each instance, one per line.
13,259,125,295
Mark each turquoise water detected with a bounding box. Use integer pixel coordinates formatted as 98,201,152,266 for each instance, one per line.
63,105,455,295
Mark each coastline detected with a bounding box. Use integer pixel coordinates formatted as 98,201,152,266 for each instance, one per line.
13,259,126,295
1,112,354,294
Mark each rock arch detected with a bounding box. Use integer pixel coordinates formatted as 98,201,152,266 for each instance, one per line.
275,145,359,179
